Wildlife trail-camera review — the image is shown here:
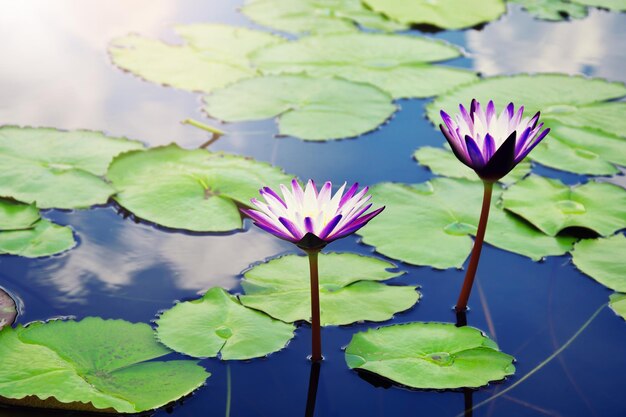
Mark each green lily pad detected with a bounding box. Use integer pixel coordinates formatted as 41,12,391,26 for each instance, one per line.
110,24,284,93
503,175,626,236
510,0,588,21
241,0,408,34
572,234,626,292
204,74,396,141
571,0,626,11
0,220,76,258
239,253,420,326
0,126,143,209
252,33,477,99
0,318,209,413
0,199,39,231
0,288,17,330
357,178,574,269
609,293,626,320
413,146,531,184
156,287,295,360
107,144,292,232
362,0,507,29
345,322,515,389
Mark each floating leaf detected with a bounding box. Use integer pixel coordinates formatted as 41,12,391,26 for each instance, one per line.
0,318,209,413
204,74,396,141
503,175,626,236
345,322,515,389
572,234,626,292
253,32,477,99
609,293,626,320
239,253,419,326
0,220,76,258
107,144,292,232
0,199,39,231
110,24,284,93
0,288,17,330
357,178,574,269
156,287,295,360
571,0,626,11
362,0,507,29
0,126,143,209
413,146,531,184
510,0,588,21
241,0,407,34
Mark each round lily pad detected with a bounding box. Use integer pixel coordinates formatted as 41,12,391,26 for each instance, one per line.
0,219,76,258
156,287,295,360
503,175,626,237
345,322,515,389
0,318,209,413
511,0,588,21
204,74,396,141
0,288,17,330
362,0,507,29
357,178,574,269
107,144,292,232
572,234,626,292
239,253,420,326
0,199,39,231
109,24,284,93
252,32,477,99
609,293,626,321
241,0,407,34
0,126,143,209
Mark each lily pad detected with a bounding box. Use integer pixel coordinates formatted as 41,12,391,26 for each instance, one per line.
241,0,408,34
571,0,626,11
0,199,39,230
252,33,477,99
0,318,209,413
0,288,17,330
239,253,420,326
156,287,295,360
0,220,76,258
572,234,626,292
345,322,515,389
204,74,396,141
413,146,531,184
609,293,626,320
357,178,574,269
511,0,588,21
503,175,626,236
0,126,143,209
362,0,507,29
110,24,284,93
107,144,292,232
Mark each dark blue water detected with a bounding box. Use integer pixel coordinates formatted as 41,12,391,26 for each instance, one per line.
0,2,625,416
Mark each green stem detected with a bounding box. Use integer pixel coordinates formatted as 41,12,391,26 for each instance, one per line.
225,364,231,417
182,118,226,135
456,181,494,313
307,250,322,361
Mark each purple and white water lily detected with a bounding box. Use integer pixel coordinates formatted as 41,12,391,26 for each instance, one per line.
439,99,550,181
241,179,384,250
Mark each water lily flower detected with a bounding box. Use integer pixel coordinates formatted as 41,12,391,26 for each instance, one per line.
440,99,550,182
242,179,384,361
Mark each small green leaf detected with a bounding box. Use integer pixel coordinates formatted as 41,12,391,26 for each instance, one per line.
204,74,396,141
0,198,39,230
571,0,626,11
511,0,588,21
572,234,626,292
609,293,626,320
239,253,419,326
345,322,515,389
156,287,295,360
0,219,76,258
0,288,17,330
503,175,626,236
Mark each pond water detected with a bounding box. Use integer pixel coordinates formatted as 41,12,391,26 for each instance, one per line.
1,1,625,416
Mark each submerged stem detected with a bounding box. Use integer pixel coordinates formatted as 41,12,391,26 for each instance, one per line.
456,181,494,313
307,250,322,362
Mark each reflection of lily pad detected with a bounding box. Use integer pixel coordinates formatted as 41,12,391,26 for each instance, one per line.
413,146,531,184
609,293,626,320
240,253,419,325
357,178,574,269
109,24,284,93
0,220,76,258
0,288,17,330
0,199,39,231
0,318,209,413
241,0,407,34
572,234,626,292
503,176,626,236
156,288,295,360
511,0,588,21
362,0,507,29
253,33,477,98
204,74,396,141
107,145,292,232
345,322,515,389
0,126,143,209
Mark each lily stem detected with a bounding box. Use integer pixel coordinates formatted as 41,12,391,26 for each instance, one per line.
307,250,322,362
456,181,494,313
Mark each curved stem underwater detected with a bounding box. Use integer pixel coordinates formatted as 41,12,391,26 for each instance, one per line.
456,181,494,313
307,250,322,362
